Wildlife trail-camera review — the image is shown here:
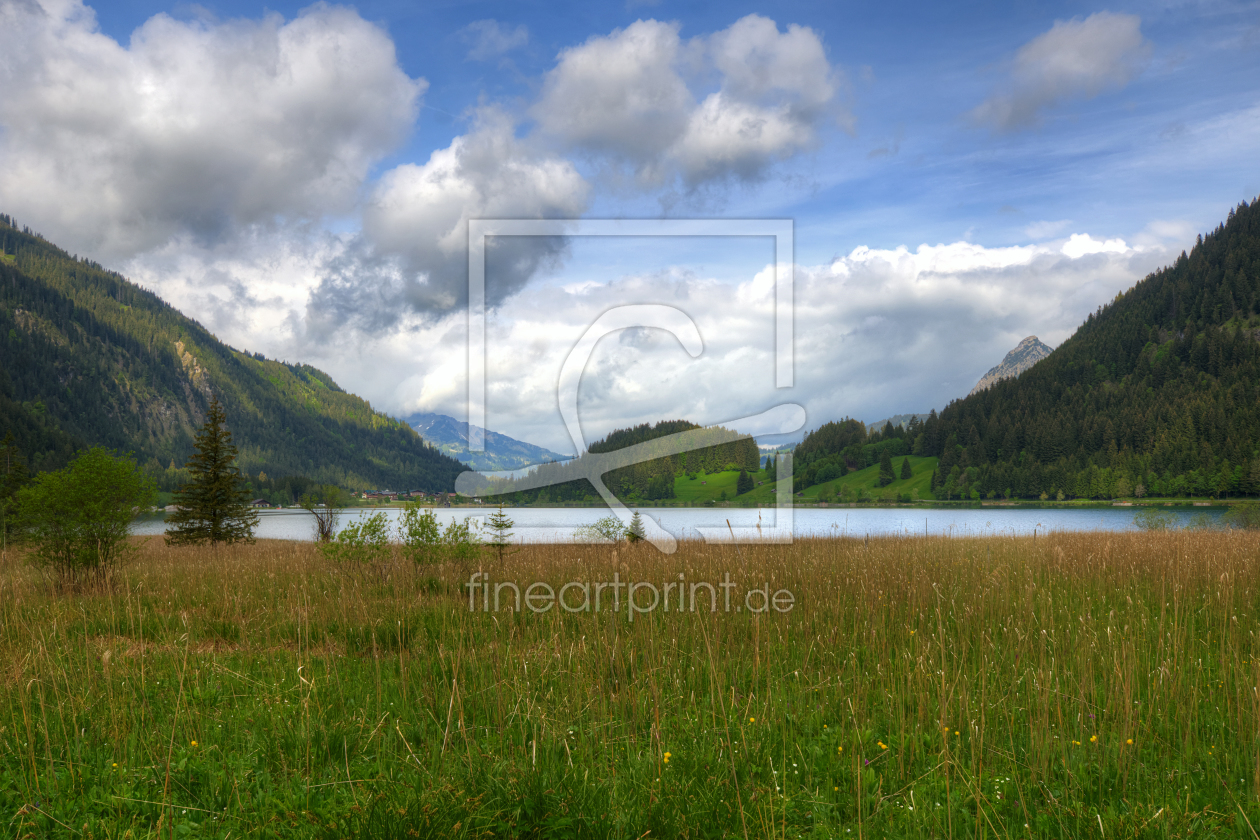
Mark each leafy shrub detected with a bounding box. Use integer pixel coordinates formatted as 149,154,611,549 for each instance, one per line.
17,447,155,586
323,511,392,564
574,514,627,543
442,517,482,562
399,502,442,564
1222,502,1260,530
1133,507,1177,531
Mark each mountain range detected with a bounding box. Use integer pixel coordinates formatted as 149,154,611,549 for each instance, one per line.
406,412,569,472
0,215,467,491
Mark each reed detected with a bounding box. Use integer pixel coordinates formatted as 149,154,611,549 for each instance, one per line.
1,530,1258,838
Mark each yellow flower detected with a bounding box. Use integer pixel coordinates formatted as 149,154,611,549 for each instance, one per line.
1089,735,1097,743
834,786,839,792
664,752,671,759
112,763,118,768
837,746,843,753
823,724,828,729
663,756,669,764
910,630,915,635
1126,739,1133,745
954,731,960,736
878,741,888,750
749,717,755,724
191,741,198,747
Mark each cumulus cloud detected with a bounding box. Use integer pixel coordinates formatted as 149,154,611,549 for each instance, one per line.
348,233,1174,453
971,12,1150,131
462,19,528,61
532,14,845,188
0,0,424,261
303,108,590,333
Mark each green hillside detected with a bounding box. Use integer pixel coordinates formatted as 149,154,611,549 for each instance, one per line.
915,197,1260,501
0,216,467,491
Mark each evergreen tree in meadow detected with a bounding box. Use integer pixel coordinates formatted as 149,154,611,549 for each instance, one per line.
736,469,754,495
165,397,258,545
900,457,912,481
878,448,895,487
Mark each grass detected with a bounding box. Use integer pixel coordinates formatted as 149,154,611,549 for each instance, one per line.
2,531,1260,837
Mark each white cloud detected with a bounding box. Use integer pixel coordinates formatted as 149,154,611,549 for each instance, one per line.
0,0,424,262
352,234,1177,453
462,19,528,61
304,108,590,331
532,14,845,188
971,12,1151,131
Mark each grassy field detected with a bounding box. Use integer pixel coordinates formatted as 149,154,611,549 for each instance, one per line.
3,531,1260,837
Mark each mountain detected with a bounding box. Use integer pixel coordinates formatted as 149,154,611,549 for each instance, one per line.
968,336,1053,396
917,197,1260,500
0,215,467,491
406,412,569,471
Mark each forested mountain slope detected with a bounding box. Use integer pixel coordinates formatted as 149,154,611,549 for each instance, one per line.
913,198,1260,500
481,419,760,503
0,216,467,491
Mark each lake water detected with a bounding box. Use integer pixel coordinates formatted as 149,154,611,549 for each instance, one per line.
131,504,1226,543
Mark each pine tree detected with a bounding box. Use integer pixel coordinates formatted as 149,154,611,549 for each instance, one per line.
899,457,912,481
878,448,895,487
627,510,646,542
736,469,754,495
484,504,516,563
165,398,258,545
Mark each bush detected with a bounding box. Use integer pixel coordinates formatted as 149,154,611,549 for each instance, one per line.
399,502,442,564
1133,507,1177,531
574,514,627,543
16,447,155,586
323,511,392,564
1223,502,1260,530
442,517,482,562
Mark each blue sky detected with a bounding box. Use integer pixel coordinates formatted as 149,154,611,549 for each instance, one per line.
1,0,1257,451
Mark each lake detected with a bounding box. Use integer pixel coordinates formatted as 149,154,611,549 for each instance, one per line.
131,504,1227,543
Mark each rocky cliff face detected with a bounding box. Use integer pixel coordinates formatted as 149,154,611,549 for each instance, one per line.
969,336,1053,396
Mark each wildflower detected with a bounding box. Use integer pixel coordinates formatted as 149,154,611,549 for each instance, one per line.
1089,735,1097,743
191,741,198,747
837,746,843,753
823,724,828,729
1126,739,1133,745
663,751,671,764
910,630,915,635
954,731,959,736
749,717,755,724
878,741,888,750
112,763,118,768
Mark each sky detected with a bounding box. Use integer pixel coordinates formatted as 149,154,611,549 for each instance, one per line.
1,0,1258,454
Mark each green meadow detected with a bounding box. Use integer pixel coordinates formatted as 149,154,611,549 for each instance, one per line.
671,456,940,506
3,530,1260,837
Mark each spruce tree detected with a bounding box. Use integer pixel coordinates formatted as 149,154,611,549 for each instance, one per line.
627,510,646,542
165,398,258,545
878,448,895,487
484,504,516,563
736,469,754,495
899,457,912,481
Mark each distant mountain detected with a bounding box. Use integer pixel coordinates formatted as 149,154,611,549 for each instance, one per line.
0,215,468,491
406,412,569,472
867,413,932,432
969,336,1053,396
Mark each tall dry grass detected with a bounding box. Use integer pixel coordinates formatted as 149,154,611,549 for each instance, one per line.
1,530,1259,838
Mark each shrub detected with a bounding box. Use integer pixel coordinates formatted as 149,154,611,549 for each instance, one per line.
1133,507,1177,531
575,514,627,543
16,447,155,586
1222,502,1260,530
323,511,392,564
399,502,442,564
442,517,482,562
